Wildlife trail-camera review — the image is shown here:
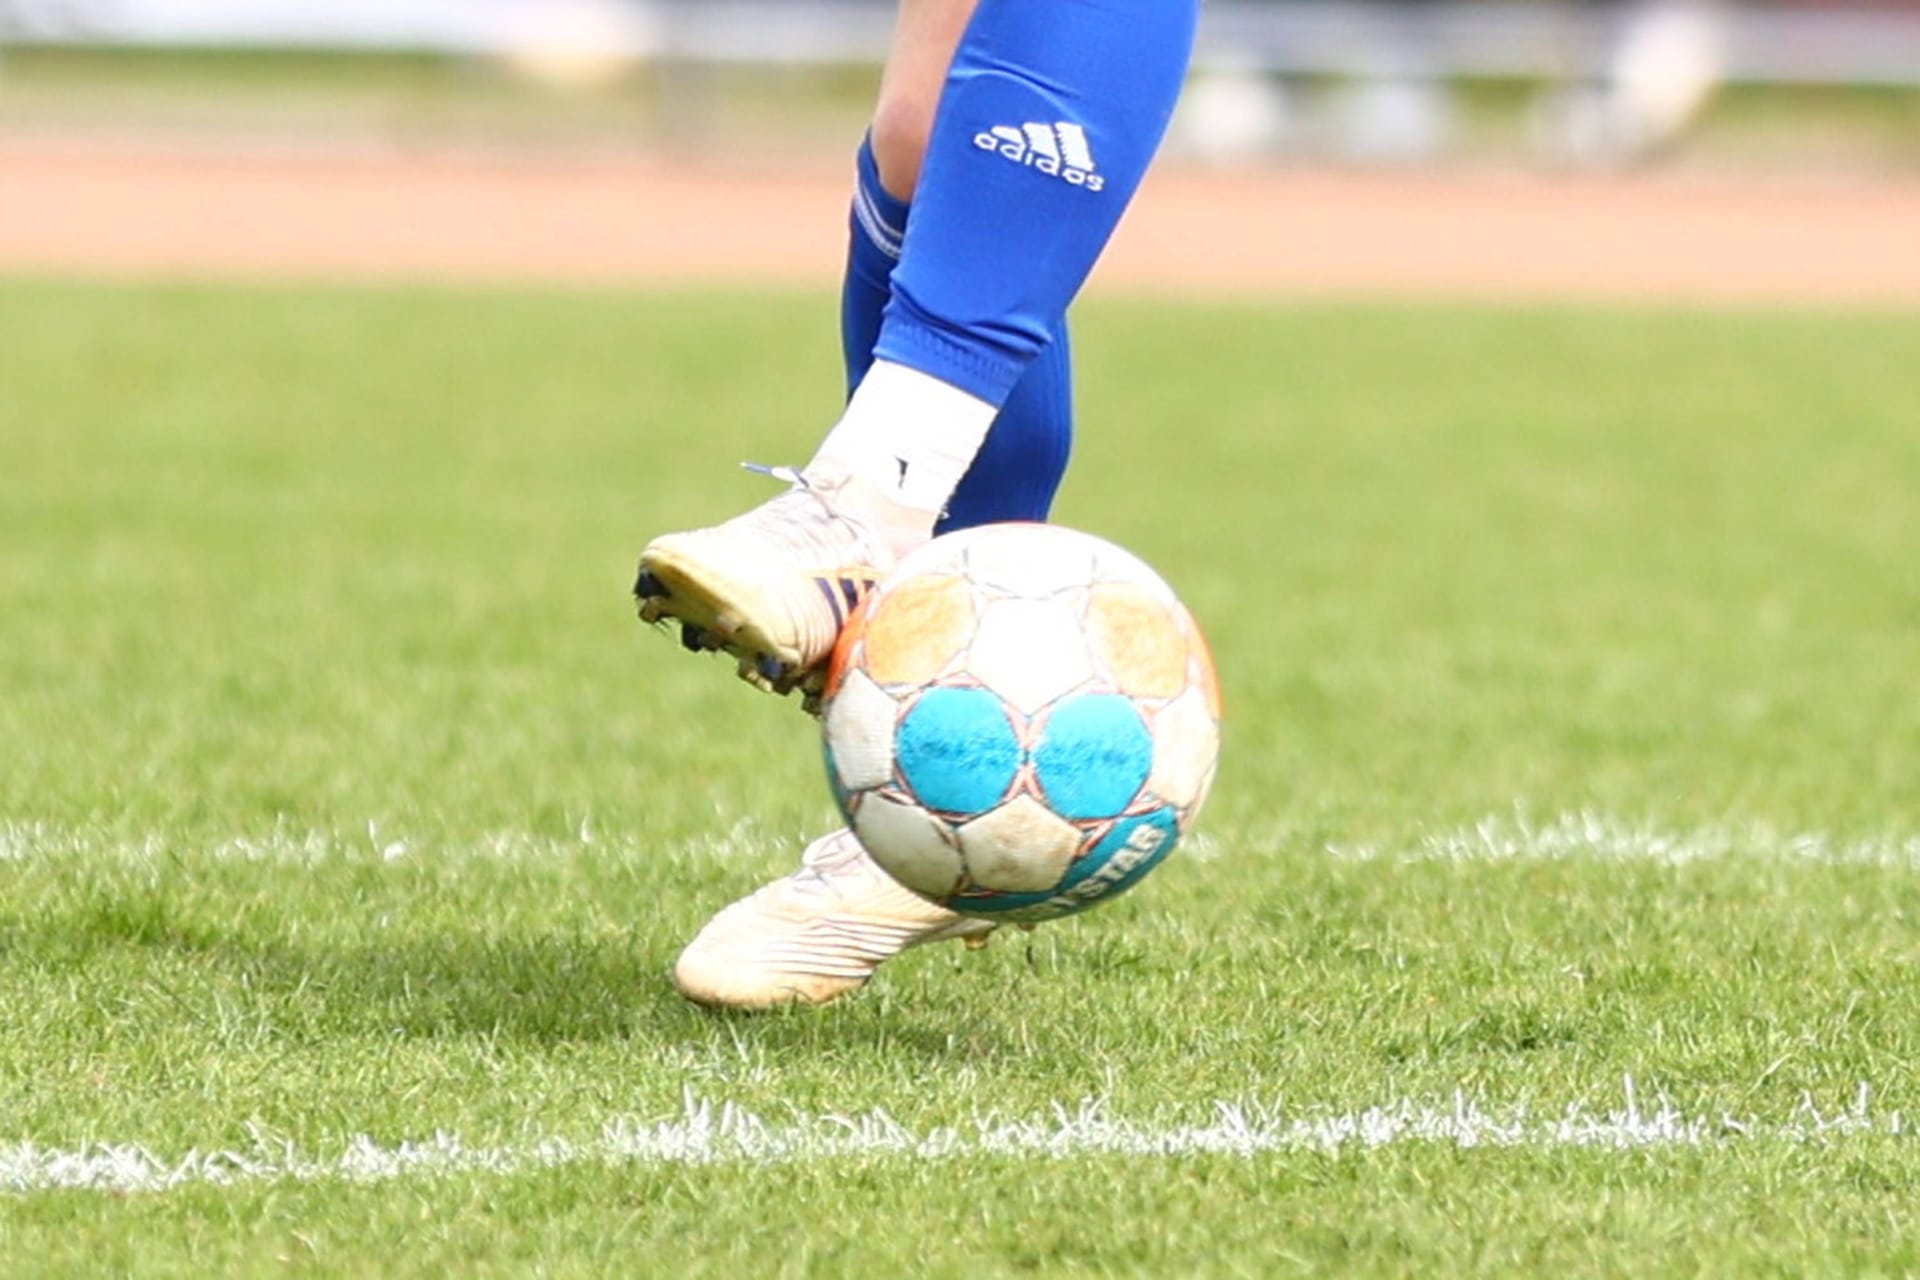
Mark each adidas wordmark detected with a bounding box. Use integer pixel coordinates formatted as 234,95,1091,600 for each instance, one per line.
972,122,1105,192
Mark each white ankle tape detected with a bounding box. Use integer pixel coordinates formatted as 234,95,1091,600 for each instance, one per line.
810,361,999,522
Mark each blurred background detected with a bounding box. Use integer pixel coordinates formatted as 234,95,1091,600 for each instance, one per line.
0,0,1916,298
2,0,1918,165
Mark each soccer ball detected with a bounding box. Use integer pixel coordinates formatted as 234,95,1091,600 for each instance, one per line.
820,523,1221,923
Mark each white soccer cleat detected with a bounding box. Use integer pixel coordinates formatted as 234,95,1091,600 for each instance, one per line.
635,466,895,712
671,827,995,1011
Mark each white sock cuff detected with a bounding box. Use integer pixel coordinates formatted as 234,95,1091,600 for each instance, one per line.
810,361,999,517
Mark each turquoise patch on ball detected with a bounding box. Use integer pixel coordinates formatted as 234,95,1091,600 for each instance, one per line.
1081,807,1181,899
1032,693,1152,820
896,686,1023,816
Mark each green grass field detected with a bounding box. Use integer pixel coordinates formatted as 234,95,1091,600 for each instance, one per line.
1,280,1917,1275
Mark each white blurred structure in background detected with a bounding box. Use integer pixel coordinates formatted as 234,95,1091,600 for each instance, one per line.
1535,0,1730,163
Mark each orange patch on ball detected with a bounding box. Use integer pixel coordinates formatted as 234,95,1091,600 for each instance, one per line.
1183,606,1223,720
861,574,976,686
824,595,875,700
1084,585,1190,700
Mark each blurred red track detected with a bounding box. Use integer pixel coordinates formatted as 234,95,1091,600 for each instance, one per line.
3,139,1917,305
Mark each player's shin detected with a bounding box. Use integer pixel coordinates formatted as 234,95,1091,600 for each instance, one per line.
815,0,1195,538
839,135,1076,536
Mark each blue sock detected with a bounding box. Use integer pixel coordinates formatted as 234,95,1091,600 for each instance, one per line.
841,137,1073,530
872,0,1196,407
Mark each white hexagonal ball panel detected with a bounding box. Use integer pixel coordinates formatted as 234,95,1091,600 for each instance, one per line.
957,793,1084,892
961,525,1097,600
1147,686,1221,812
1089,539,1179,605
824,667,903,792
852,794,964,899
889,529,971,579
967,597,1095,716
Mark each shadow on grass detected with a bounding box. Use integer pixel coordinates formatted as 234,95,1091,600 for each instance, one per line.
5,890,990,1063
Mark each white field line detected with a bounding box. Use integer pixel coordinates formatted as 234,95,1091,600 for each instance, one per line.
1328,811,1920,869
0,817,781,868
4,813,1919,870
0,1085,1905,1196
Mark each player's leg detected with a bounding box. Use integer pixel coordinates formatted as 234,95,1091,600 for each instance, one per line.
636,0,1195,708
850,0,1073,533
844,22,1076,536
814,0,1195,522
